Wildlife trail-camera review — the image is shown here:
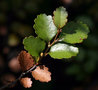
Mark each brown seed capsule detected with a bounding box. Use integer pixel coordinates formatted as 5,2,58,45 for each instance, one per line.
18,51,34,71
20,77,32,88
31,65,51,82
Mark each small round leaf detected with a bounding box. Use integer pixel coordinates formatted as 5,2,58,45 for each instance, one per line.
34,14,57,42
53,6,68,29
49,43,79,59
59,21,89,44
23,36,46,57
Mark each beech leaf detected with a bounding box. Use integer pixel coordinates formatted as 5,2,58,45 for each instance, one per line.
53,6,68,29
31,65,51,82
23,36,46,57
20,77,32,88
59,21,89,44
18,51,34,71
49,43,79,59
34,14,57,42
75,15,94,29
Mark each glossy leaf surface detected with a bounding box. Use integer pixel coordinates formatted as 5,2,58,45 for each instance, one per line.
49,43,79,59
34,14,57,42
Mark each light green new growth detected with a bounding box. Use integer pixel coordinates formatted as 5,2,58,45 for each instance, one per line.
53,7,68,29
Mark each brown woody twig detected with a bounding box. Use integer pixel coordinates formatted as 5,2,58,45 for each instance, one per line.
0,65,37,90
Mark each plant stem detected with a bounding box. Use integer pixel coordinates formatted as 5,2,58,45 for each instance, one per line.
0,65,37,90
0,29,61,90
44,29,61,56
37,30,60,64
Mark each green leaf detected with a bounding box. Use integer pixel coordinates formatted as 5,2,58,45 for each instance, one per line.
33,14,57,42
49,43,79,59
23,36,46,57
53,6,68,29
75,15,94,29
59,21,89,44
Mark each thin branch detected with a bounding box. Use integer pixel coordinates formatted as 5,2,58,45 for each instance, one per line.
44,29,61,56
0,29,61,90
0,65,37,90
49,29,61,47
54,30,60,41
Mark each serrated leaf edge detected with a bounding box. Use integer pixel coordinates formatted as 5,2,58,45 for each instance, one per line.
49,43,79,59
59,21,90,44
53,6,68,29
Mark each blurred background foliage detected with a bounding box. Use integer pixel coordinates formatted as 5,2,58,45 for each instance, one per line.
0,0,98,90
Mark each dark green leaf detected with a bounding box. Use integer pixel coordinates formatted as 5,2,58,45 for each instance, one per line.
75,15,94,29
59,21,89,44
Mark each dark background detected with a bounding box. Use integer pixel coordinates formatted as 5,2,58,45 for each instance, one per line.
0,0,98,90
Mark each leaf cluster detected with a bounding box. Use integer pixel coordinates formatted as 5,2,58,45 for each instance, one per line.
23,6,90,64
